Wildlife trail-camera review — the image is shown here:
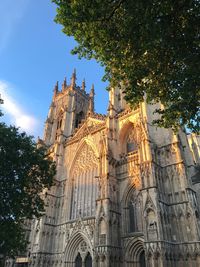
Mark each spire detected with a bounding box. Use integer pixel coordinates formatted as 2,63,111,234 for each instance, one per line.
62,77,67,92
82,78,86,91
53,81,59,99
71,68,76,88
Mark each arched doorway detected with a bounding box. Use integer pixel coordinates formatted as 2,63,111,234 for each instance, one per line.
124,237,146,267
75,253,82,267
64,232,93,267
139,250,146,267
85,252,92,267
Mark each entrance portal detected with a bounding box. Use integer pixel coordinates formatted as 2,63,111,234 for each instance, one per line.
139,250,146,267
74,252,92,267
75,253,82,267
85,252,92,267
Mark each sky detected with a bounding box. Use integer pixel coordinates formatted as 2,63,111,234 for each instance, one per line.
0,0,109,138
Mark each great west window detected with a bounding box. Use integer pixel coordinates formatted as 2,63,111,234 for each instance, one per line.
70,143,98,219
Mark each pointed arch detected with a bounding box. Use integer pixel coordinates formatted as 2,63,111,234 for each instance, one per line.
119,120,134,145
119,120,139,154
124,236,146,266
69,137,99,175
122,183,136,206
64,231,93,264
75,253,82,267
85,252,92,267
121,184,143,234
69,138,99,219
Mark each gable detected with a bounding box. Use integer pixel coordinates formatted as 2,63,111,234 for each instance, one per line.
67,117,105,143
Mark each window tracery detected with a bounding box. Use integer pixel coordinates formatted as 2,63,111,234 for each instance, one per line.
126,130,138,153
124,188,143,234
70,144,98,220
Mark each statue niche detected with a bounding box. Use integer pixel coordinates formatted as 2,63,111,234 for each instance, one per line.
146,209,158,241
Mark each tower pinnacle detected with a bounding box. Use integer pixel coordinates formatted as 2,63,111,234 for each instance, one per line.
71,69,76,88
53,81,59,99
82,79,86,91
90,84,95,97
88,84,95,114
62,77,67,92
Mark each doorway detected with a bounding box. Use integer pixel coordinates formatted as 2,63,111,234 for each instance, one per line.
139,250,146,267
75,253,82,267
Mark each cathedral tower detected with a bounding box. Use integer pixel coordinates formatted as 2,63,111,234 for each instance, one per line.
15,70,200,267
43,70,92,146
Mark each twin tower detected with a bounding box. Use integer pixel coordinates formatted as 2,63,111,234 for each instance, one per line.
24,70,200,267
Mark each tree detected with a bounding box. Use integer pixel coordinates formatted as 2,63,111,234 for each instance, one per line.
53,0,199,132
0,117,56,262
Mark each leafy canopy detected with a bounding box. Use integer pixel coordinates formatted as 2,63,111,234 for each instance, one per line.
53,0,199,132
0,121,56,257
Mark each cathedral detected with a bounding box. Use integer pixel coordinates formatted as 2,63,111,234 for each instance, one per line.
12,70,200,267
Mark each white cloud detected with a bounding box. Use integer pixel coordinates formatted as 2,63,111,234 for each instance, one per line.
0,0,30,53
0,80,39,136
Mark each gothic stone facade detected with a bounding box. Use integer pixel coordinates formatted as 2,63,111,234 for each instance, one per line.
24,72,200,266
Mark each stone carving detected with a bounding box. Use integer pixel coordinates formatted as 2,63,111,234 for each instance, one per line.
25,77,200,267
68,119,105,143
72,143,98,176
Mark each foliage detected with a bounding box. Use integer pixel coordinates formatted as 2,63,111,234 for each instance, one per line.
0,122,56,257
53,0,200,132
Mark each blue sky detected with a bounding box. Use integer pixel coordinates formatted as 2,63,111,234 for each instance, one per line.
0,0,108,138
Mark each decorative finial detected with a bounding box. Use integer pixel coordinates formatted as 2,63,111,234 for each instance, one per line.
90,84,95,97
64,77,67,87
87,84,95,115
71,68,76,88
82,79,86,91
62,77,67,92
53,81,59,99
87,98,94,115
55,81,58,91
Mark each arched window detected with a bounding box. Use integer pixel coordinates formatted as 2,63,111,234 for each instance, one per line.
124,189,143,234
126,131,137,153
129,201,136,232
85,252,92,267
57,117,63,129
75,111,84,128
70,144,98,220
75,253,82,267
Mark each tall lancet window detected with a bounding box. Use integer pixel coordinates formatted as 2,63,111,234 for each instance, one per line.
124,189,143,234
75,111,84,128
55,110,64,141
70,143,98,220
